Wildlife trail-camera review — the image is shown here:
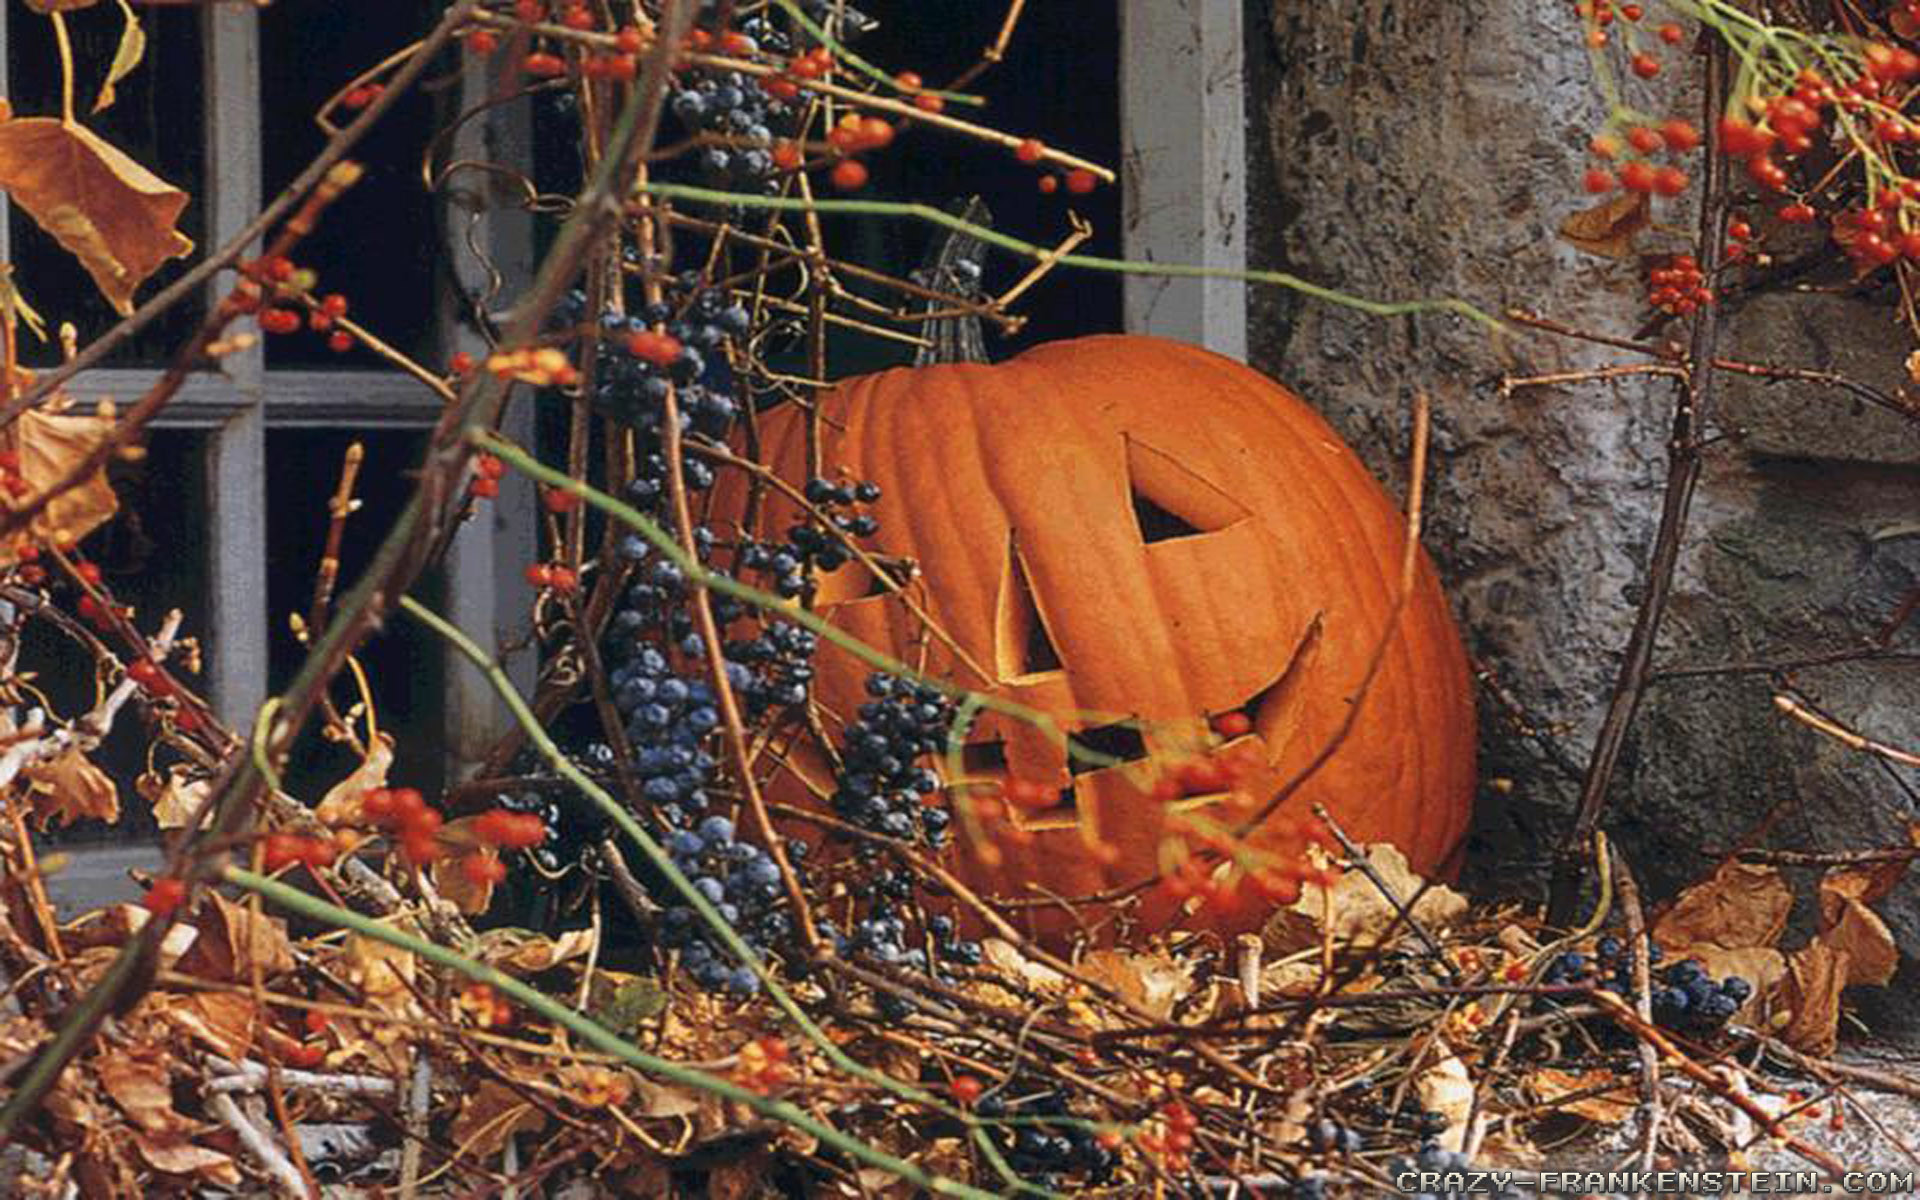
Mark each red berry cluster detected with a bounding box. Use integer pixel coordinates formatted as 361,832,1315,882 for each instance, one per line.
733,1036,792,1094
763,45,833,103
1136,1100,1200,1174
361,786,446,865
1646,252,1711,315
262,831,340,873
826,111,895,192
1584,120,1697,197
471,453,505,500
459,981,514,1029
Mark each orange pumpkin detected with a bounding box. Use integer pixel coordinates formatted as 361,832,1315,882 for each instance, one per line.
717,334,1474,939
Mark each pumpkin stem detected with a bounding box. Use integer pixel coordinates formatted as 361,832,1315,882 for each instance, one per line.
914,196,993,367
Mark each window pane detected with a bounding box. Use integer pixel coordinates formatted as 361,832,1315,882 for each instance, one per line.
265,430,446,800
5,4,206,361
24,431,210,854
260,2,441,370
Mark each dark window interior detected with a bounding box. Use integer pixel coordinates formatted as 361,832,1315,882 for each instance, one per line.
266,430,446,799
260,1,442,368
5,4,206,362
19,432,209,842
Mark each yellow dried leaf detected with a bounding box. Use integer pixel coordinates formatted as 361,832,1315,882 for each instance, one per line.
23,0,103,11
0,406,121,562
1527,1066,1637,1123
1774,941,1849,1056
1652,860,1791,952
1682,945,1787,1015
92,0,147,115
347,926,420,1017
1077,949,1193,1021
0,114,193,315
21,744,118,830
1264,843,1466,953
1557,191,1651,259
431,818,501,915
477,926,597,974
314,731,393,826
135,764,209,830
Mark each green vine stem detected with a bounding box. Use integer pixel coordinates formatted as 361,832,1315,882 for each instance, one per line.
397,594,1051,1197
223,866,1005,1200
635,183,1506,331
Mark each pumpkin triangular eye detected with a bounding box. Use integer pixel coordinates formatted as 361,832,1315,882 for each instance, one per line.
1124,436,1250,544
996,536,1064,678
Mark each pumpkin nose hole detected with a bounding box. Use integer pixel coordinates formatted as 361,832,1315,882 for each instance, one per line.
1068,721,1148,775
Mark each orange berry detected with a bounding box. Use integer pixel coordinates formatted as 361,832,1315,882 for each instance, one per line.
831,158,869,191
1015,138,1044,164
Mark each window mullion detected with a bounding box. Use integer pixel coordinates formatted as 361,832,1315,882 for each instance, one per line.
1119,0,1247,358
203,3,270,727
439,51,539,779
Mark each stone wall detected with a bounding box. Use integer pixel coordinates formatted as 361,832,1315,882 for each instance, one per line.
1246,0,1920,1022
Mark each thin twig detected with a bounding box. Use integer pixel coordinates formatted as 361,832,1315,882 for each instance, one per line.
1550,38,1733,925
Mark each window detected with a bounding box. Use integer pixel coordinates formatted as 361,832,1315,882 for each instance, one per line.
0,2,536,812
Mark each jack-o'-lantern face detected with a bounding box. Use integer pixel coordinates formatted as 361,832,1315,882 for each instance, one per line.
718,335,1474,939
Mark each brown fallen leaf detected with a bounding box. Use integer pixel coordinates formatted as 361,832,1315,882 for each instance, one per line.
175,890,293,982
314,732,393,826
1773,941,1849,1056
1652,860,1791,953
97,1049,181,1136
1527,1066,1637,1124
0,114,193,314
1558,191,1651,259
21,744,118,830
0,406,122,559
132,1134,241,1188
1818,895,1898,988
23,0,103,11
451,1080,547,1158
150,990,259,1061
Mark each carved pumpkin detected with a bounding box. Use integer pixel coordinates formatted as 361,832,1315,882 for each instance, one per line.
721,334,1474,938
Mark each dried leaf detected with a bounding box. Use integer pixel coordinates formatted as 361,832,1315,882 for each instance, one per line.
981,937,1067,990
314,732,393,826
1077,950,1193,1021
632,1075,703,1119
0,115,193,315
136,764,209,830
451,1080,547,1157
21,745,118,830
0,407,122,561
1416,1052,1474,1152
0,263,48,342
1682,945,1787,1014
92,0,146,115
175,890,293,982
132,1134,240,1187
1527,1066,1637,1124
1819,853,1913,924
1818,896,1898,988
432,820,502,914
1263,843,1467,953
151,990,259,1060
1652,861,1791,952
1774,941,1849,1056
23,0,103,11
98,1049,180,1135
1557,191,1651,259
347,926,420,1019
478,926,598,975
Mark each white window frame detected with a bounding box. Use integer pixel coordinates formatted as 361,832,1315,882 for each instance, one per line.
1119,0,1247,361
0,5,537,776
